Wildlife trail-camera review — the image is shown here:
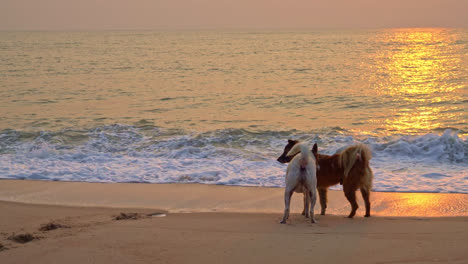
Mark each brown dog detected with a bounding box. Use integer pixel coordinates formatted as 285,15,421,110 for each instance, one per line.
277,140,373,218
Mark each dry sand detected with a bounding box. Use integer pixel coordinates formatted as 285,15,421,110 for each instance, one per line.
0,180,467,263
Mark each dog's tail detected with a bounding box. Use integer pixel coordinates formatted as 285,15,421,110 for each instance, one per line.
340,144,373,188
287,143,313,169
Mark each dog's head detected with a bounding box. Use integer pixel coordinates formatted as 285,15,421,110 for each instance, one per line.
277,139,298,163
277,140,319,166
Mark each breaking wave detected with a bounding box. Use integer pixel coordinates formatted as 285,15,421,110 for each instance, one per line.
0,125,466,193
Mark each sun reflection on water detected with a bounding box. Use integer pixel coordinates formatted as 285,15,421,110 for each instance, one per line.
369,28,465,135
382,193,467,217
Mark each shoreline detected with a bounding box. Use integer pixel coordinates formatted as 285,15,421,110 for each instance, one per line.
5,178,468,194
0,179,467,217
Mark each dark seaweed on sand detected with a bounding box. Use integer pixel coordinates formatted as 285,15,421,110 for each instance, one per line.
8,233,37,244
0,243,6,251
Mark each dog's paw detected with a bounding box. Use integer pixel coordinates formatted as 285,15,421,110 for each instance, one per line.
311,219,317,224
279,220,287,224
364,214,371,217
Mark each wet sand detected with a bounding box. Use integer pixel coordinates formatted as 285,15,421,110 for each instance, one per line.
0,180,467,263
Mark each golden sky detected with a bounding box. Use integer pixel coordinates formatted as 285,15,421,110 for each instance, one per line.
1,0,467,30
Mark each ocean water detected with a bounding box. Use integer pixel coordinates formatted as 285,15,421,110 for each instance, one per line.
0,29,467,193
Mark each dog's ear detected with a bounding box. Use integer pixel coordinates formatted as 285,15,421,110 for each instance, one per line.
312,143,318,155
288,139,295,144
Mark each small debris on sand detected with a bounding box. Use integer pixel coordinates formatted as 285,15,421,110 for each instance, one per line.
147,212,167,218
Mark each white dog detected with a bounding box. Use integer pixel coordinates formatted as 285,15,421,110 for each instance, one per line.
280,142,318,224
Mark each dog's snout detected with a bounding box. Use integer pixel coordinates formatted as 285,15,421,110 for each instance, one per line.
277,156,289,164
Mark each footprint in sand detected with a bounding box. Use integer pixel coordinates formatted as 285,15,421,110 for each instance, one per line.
114,212,167,220
39,222,70,231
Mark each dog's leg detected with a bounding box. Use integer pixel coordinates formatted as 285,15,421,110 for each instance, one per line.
301,192,306,216
303,192,310,218
280,187,294,224
318,188,328,215
344,187,359,218
309,189,317,223
360,188,371,217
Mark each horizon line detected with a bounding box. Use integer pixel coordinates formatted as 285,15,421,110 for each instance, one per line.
0,26,465,32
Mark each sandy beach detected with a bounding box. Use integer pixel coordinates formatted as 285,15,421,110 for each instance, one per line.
0,180,467,263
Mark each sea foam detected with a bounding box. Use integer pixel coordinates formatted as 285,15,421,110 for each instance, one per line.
0,125,466,193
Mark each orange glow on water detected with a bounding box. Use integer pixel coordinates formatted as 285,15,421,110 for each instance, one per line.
369,28,465,134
